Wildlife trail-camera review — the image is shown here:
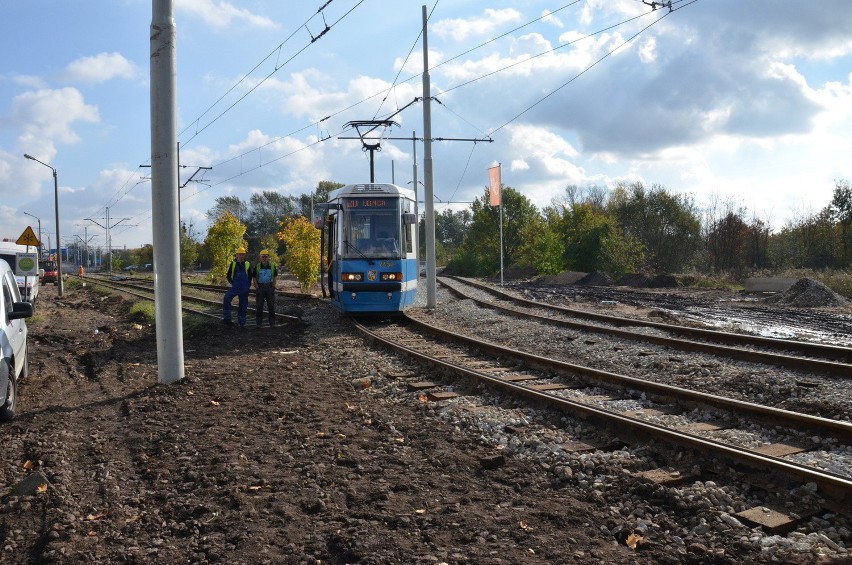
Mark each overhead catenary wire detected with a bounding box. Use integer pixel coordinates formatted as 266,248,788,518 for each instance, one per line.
199,5,670,192
88,0,365,234
179,0,367,150
105,1,697,242
487,0,698,137
372,1,438,120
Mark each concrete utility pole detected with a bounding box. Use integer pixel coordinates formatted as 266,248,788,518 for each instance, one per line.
151,0,184,384
422,4,436,309
411,131,419,267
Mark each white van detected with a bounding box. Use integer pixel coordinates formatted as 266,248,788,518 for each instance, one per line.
0,240,40,306
0,258,32,420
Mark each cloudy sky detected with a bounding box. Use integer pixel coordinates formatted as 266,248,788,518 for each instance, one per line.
2,0,852,251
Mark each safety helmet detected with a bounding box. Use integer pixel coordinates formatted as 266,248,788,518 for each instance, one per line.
236,247,246,254
260,250,269,256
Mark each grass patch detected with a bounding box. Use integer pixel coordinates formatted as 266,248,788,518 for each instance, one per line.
182,313,210,336
677,273,743,291
128,301,213,336
129,301,156,324
27,310,47,328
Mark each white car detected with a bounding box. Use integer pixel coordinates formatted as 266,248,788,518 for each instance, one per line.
0,259,32,421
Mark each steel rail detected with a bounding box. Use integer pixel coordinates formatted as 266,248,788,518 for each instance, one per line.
354,316,852,503
86,273,313,300
398,313,852,441
441,276,852,376
79,276,300,323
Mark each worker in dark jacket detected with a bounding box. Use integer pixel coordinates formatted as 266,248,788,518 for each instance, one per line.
223,248,252,327
253,250,278,327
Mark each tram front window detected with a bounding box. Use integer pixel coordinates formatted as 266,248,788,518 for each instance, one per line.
344,209,400,258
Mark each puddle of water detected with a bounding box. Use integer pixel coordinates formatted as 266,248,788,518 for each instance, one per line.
682,313,851,346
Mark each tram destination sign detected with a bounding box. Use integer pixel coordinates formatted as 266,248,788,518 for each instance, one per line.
345,198,393,209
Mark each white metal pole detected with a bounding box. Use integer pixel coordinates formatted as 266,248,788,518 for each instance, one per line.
499,203,504,286
106,207,111,272
422,5,437,308
412,131,419,267
151,0,185,384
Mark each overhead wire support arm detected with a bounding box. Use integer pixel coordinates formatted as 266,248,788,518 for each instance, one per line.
337,136,492,143
180,166,212,189
342,119,400,182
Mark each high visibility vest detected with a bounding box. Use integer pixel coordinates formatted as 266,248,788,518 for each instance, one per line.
227,260,251,281
255,262,277,284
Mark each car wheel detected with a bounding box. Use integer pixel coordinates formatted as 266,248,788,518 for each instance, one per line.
0,360,16,422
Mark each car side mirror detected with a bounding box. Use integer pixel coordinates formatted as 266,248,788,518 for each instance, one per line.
402,213,417,225
39,269,45,277
10,301,33,320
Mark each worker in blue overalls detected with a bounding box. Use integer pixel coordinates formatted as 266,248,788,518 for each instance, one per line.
253,249,278,328
223,248,252,327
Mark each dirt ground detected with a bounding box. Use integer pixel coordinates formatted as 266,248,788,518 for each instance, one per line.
0,281,833,564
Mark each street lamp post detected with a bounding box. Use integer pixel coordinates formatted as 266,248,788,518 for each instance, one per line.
22,212,42,256
23,154,64,297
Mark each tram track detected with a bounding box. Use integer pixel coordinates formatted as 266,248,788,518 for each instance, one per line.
440,276,852,375
78,274,302,324
353,314,852,510
87,272,313,301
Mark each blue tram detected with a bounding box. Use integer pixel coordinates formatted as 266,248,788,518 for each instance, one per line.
318,183,418,314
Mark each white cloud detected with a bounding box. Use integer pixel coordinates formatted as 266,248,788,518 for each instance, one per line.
12,75,49,89
433,8,522,42
638,36,657,64
255,71,421,129
11,88,99,145
176,0,277,30
506,124,582,180
65,52,137,84
541,10,564,28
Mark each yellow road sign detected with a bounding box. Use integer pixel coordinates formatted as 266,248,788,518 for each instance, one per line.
16,226,41,247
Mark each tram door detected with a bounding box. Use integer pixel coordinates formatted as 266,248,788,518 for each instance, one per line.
313,203,337,298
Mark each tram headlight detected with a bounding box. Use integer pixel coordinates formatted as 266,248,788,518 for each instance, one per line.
341,272,363,282
380,272,403,281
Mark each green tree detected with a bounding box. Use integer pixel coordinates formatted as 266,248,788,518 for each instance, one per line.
607,182,701,272
829,179,852,265
204,212,247,282
180,222,199,271
278,216,321,293
558,202,643,276
516,212,563,275
248,191,297,250
207,195,248,224
447,186,541,276
292,180,344,220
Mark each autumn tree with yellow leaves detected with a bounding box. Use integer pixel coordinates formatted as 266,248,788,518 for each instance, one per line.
278,216,321,293
204,212,247,283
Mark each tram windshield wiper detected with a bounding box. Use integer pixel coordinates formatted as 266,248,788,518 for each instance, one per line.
344,240,373,264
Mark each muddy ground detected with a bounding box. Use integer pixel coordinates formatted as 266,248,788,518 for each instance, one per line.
0,281,844,564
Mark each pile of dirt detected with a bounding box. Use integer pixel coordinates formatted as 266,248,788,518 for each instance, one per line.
616,273,651,287
648,274,678,288
576,271,614,286
501,265,537,280
535,271,587,285
763,277,850,308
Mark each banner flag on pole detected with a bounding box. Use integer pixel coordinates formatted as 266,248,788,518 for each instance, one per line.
488,164,501,207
